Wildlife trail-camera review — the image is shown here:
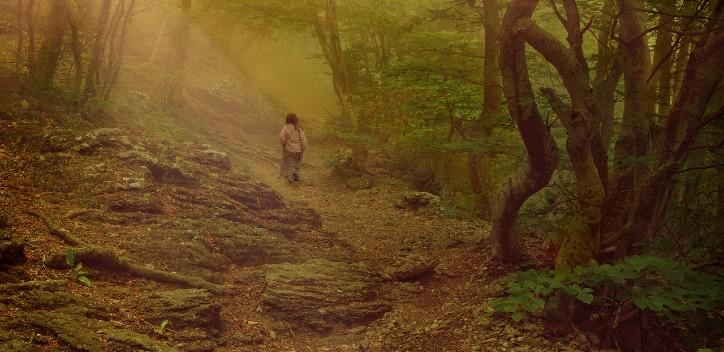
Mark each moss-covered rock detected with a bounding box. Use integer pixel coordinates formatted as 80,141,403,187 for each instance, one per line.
262,259,392,332
8,310,177,352
104,192,164,214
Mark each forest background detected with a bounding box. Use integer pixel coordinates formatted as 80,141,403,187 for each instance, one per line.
0,0,722,350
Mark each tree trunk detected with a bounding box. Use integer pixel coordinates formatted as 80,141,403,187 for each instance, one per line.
492,0,560,263
15,0,24,75
103,0,136,100
25,0,36,80
615,9,724,257
65,0,84,96
83,0,112,99
165,0,191,108
148,18,168,64
651,1,676,117
468,0,502,220
30,0,67,93
326,0,357,131
604,0,655,240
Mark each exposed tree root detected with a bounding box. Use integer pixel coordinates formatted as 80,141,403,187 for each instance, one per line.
0,280,67,294
25,210,84,246
25,210,233,295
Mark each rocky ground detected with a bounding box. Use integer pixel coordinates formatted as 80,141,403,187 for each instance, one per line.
0,106,586,351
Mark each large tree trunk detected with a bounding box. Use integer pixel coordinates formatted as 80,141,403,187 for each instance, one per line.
513,0,608,267
30,0,67,93
491,0,559,263
603,0,656,240
615,6,724,257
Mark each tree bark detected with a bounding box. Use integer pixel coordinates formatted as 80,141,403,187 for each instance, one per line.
492,0,560,263
30,0,67,93
468,0,502,220
25,0,36,80
103,0,136,100
651,1,676,117
604,0,656,239
83,0,112,99
65,0,84,95
165,0,191,108
615,13,724,256
15,0,24,75
326,0,357,131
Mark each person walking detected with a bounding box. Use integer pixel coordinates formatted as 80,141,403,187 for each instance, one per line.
279,113,307,183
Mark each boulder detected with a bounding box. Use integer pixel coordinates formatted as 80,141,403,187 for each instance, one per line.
214,225,301,266
0,281,175,352
395,191,441,210
191,148,231,171
381,254,437,281
146,161,198,187
7,311,177,352
145,289,223,338
77,128,134,155
105,192,164,214
262,259,391,331
223,183,285,210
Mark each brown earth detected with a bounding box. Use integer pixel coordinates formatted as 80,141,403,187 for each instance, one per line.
0,101,588,352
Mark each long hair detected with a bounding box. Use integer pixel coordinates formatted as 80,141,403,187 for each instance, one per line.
285,113,302,130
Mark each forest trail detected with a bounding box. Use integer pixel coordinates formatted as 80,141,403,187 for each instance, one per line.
0,101,580,352
209,131,576,351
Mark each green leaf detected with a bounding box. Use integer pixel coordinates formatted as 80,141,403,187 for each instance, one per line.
66,248,75,267
75,262,83,272
159,320,169,331
77,276,92,287
627,256,649,272
511,312,524,322
576,292,594,304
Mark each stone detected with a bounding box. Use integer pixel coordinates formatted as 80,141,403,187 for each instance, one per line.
41,131,76,153
105,192,164,214
147,162,198,186
77,128,134,155
145,289,223,338
5,310,176,352
223,182,285,210
191,149,232,171
394,191,441,210
382,254,437,281
214,225,301,266
262,259,391,331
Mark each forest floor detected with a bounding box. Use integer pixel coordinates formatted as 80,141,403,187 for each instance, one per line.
0,93,587,352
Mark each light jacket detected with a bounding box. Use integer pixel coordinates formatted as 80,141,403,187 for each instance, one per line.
279,124,307,153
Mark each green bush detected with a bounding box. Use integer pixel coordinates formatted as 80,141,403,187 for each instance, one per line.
488,256,724,322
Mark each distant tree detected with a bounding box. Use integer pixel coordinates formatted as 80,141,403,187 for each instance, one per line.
30,0,67,93
165,0,192,108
